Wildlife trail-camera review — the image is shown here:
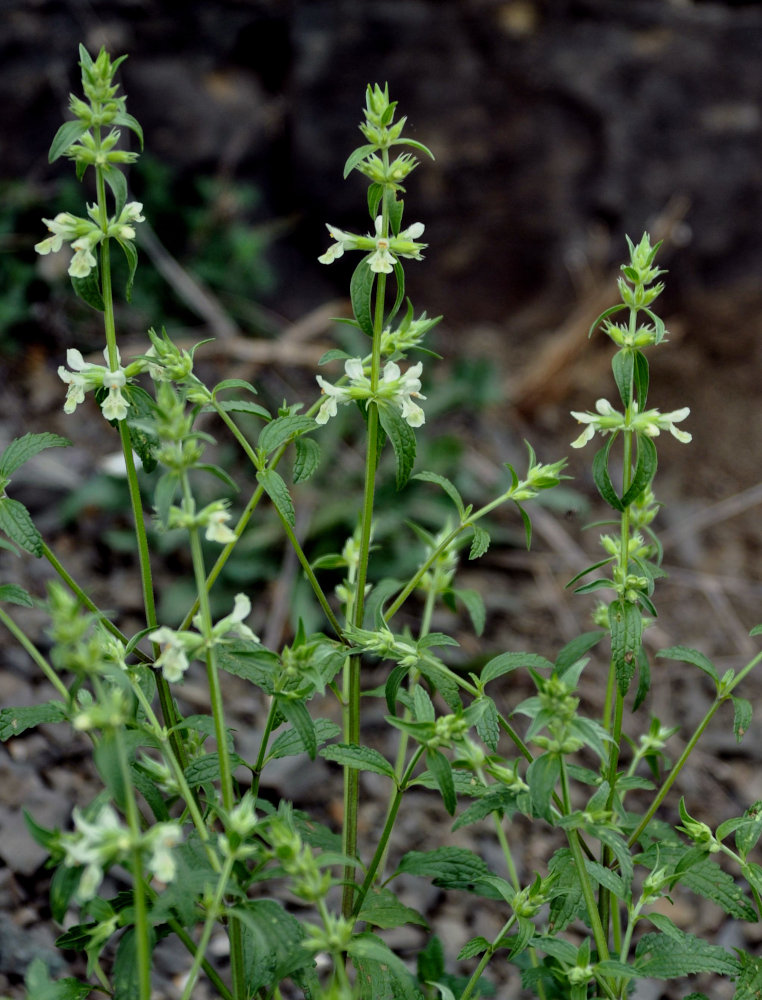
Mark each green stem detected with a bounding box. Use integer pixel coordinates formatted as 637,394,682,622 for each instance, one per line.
458,912,518,1000
183,478,245,998
351,745,425,918
179,855,236,1000
0,606,69,700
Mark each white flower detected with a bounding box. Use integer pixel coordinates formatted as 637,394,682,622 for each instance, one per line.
57,347,133,421
34,212,81,255
149,626,193,683
368,215,396,273
146,822,182,884
109,201,145,242
570,398,691,448
100,368,128,421
68,240,98,278
205,507,237,544
211,593,259,643
318,224,359,264
315,356,426,427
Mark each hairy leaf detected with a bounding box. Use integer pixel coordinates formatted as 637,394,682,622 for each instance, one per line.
0,432,71,478
0,497,43,556
378,403,416,490
257,468,295,527
357,887,428,929
268,718,340,760
396,846,491,890
635,929,738,979
320,743,396,780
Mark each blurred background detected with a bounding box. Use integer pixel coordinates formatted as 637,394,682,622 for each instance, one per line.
2,2,762,994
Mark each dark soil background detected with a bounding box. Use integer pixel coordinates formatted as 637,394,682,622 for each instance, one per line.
2,1,762,997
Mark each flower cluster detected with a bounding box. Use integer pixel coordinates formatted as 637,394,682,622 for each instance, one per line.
35,201,144,279
315,357,425,427
318,216,426,274
167,499,238,545
61,802,182,901
148,593,258,683
58,346,145,422
570,398,691,449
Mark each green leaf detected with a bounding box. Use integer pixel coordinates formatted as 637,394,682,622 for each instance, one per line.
736,803,762,859
234,898,312,994
526,752,560,820
0,497,43,556
609,598,643,695
367,182,383,221
349,933,423,997
257,468,295,528
184,751,246,785
468,524,490,560
277,697,316,760
396,846,490,890
268,718,340,760
634,929,739,978
452,787,525,831
350,257,376,337
620,433,658,509
49,864,84,924
555,631,605,675
343,143,378,178
732,695,753,743
209,399,271,419
633,349,650,408
0,584,35,607
378,403,416,489
453,588,486,637
474,695,499,752
612,349,634,408
112,110,144,149
123,385,159,472
482,651,554,686
417,935,445,983
293,435,321,483
258,414,316,456
320,742,396,780
0,702,67,740
413,471,465,518
212,377,259,396
357,887,428,929
457,936,490,961
103,166,127,218
734,951,762,999
23,957,92,1000
0,432,71,478
48,120,90,162
427,747,456,815
354,948,424,1000
115,236,138,301
592,436,624,512
113,926,154,1000
656,645,719,685
71,267,105,312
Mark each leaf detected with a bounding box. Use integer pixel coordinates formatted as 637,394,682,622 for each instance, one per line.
620,433,658,509
357,887,428,929
452,787,525,831
184,751,246,785
474,695,499,752
71,267,105,312
116,236,138,301
612,349,634,408
215,643,279,693
112,110,144,148
453,588,486,636
377,403,416,490
656,645,719,685
104,166,127,219
395,846,490,890
0,584,35,607
0,432,71,478
634,929,738,979
320,742,396,780
209,399,272,420
555,631,605,675
257,468,295,527
592,436,624,512
633,349,650,408
234,898,313,994
293,435,321,483
609,598,643,695
277,697,316,760
350,933,424,998
258,415,316,456
350,257,376,337
481,651,554,685
526,752,560,820
426,747,456,815
0,497,43,556
457,936,490,960
413,470,466,518
735,951,762,1000
0,702,67,740
113,926,153,1000
732,695,753,743
23,957,92,1000
48,119,90,162
268,718,340,760
343,143,378,178
354,950,424,1000
468,524,490,560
